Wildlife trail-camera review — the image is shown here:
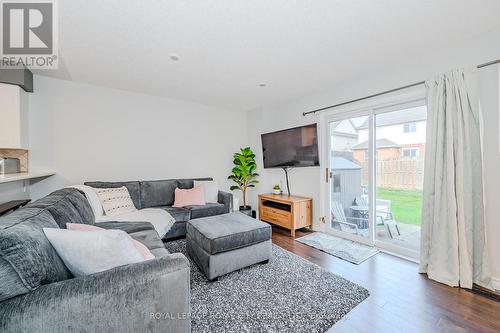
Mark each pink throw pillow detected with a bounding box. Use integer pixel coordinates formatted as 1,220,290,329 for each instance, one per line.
172,186,206,207
66,223,155,260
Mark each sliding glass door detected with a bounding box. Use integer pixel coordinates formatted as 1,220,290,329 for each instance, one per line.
374,104,426,259
324,99,426,260
327,115,372,243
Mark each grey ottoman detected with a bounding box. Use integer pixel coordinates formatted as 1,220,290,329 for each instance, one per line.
186,212,272,281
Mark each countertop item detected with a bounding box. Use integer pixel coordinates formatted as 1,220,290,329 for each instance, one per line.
0,157,20,174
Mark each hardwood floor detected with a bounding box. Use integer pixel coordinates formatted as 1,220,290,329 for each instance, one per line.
271,227,500,333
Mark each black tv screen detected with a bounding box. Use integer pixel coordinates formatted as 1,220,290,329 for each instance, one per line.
261,124,319,168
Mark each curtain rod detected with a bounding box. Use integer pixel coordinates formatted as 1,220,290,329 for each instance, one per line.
303,58,500,116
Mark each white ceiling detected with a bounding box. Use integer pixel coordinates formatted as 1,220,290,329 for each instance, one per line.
36,0,500,110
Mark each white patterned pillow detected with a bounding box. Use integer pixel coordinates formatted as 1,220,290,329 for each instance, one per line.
95,186,137,216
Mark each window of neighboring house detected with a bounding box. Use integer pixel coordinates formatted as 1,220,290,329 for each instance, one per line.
403,122,417,133
333,174,341,192
402,148,419,159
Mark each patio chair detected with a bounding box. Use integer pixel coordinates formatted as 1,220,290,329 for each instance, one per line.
355,195,368,207
375,199,392,221
331,201,368,236
354,196,400,238
375,199,400,237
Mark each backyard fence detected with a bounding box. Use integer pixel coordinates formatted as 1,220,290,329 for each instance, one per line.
361,158,424,189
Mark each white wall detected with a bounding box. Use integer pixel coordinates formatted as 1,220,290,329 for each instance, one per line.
0,182,29,203
246,28,500,281
28,76,247,200
479,64,500,288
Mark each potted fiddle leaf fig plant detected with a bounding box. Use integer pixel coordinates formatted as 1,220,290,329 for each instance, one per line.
228,147,259,216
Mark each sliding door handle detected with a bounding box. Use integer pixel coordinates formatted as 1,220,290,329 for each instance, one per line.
325,168,329,183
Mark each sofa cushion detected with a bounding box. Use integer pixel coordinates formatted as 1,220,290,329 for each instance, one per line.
0,208,72,301
140,180,177,208
186,213,271,255
26,188,95,228
163,221,187,240
150,247,170,258
186,203,226,220
84,181,141,209
157,206,191,222
95,221,155,234
127,229,166,251
95,221,165,252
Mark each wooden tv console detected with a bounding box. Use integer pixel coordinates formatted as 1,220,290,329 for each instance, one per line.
258,194,312,237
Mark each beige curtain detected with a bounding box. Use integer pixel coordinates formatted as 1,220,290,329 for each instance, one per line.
419,68,491,289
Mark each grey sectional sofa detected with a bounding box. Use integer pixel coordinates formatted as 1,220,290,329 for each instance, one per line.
84,177,233,240
0,188,190,333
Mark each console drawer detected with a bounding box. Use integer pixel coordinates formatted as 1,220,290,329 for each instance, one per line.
260,206,290,219
261,208,290,228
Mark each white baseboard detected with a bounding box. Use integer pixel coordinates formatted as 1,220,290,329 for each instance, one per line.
491,277,500,291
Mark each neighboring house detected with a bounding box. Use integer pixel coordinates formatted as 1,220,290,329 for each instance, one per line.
330,119,359,152
351,139,400,163
354,106,427,161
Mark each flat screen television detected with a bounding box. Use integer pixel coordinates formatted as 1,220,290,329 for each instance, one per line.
261,123,319,168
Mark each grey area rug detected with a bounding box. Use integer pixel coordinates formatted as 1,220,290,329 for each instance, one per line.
296,232,379,264
164,239,369,333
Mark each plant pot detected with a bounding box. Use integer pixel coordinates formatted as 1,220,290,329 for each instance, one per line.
239,206,252,216
273,189,281,195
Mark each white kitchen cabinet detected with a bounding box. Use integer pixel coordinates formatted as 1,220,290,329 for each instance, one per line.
0,83,29,149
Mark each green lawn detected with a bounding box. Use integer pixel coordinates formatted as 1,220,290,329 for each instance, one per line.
377,188,422,225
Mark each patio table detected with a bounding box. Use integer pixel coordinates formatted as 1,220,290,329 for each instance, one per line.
349,206,369,228
349,205,390,225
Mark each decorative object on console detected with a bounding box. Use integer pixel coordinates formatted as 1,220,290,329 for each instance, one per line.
95,186,137,216
258,193,312,237
43,228,146,277
173,186,206,207
228,147,259,216
273,184,281,195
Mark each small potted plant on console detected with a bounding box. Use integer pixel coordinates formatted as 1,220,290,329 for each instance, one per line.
228,147,259,216
273,184,281,195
